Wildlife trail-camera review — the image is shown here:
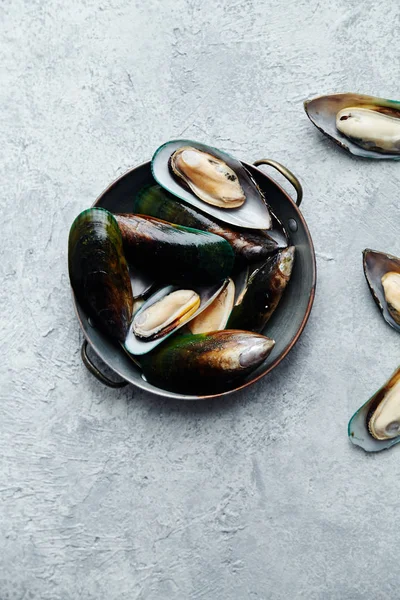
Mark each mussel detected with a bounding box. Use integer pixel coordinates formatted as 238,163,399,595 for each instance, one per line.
349,367,400,452
124,281,228,355
133,185,280,262
68,208,133,341
189,278,235,334
115,213,234,284
304,93,400,159
138,330,275,393
133,289,200,340
152,140,272,229
228,247,295,332
363,249,400,333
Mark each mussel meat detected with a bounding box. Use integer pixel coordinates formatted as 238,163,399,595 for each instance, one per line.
228,247,295,332
115,213,234,284
124,280,228,355
133,289,200,340
381,272,400,325
189,278,235,334
134,185,281,262
152,140,272,229
170,146,246,208
336,107,400,155
68,208,133,342
363,249,400,333
349,367,400,452
138,330,275,393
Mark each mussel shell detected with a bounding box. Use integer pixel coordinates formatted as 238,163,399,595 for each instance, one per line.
304,93,400,159
227,247,295,332
138,330,275,393
124,280,228,355
134,184,280,262
151,140,272,229
68,208,133,342
115,213,234,285
363,249,400,333
348,366,400,452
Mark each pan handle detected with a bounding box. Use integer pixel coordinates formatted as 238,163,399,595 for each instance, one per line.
81,340,129,388
253,159,303,207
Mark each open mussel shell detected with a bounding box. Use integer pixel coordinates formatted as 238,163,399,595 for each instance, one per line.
228,247,295,333
349,367,400,452
138,330,275,393
152,140,272,229
363,249,400,333
134,185,281,262
68,208,133,342
124,280,228,355
189,278,235,334
115,213,234,285
304,93,400,159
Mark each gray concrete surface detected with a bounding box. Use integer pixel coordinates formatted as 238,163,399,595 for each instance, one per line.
1,0,400,598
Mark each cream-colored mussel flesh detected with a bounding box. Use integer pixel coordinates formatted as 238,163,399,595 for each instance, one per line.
336,107,400,154
170,147,246,208
368,375,400,440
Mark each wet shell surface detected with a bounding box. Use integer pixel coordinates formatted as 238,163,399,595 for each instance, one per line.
228,247,295,333
363,249,400,333
124,280,228,355
138,330,276,393
304,93,400,159
349,367,400,452
68,208,133,342
133,185,281,262
115,213,234,285
152,140,272,229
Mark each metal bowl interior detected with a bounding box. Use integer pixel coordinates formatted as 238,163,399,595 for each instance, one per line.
73,160,316,399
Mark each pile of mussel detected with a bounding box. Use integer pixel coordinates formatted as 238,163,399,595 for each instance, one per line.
68,141,295,394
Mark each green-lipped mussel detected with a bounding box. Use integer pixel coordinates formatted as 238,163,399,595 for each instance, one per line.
133,184,282,262
138,330,275,393
304,93,400,159
115,213,234,285
68,208,133,342
349,367,400,452
152,140,272,229
363,249,400,333
227,247,295,332
124,281,228,355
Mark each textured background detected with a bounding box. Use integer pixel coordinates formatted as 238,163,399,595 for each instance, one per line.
1,0,400,598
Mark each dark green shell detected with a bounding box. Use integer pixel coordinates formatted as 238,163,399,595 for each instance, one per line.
115,213,234,284
68,208,133,341
139,330,275,393
133,185,278,262
228,247,295,332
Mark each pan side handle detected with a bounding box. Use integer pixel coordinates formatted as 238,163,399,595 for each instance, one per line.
253,159,303,207
81,340,129,388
